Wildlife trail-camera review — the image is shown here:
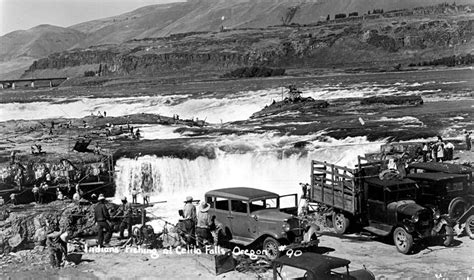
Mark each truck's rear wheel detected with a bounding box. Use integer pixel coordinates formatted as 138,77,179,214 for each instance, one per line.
393,227,413,254
263,237,280,261
465,215,474,240
333,212,350,234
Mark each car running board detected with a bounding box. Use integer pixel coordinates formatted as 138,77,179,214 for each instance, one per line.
363,226,391,236
229,237,254,245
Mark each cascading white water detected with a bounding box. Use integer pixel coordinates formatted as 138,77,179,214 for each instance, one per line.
115,139,382,198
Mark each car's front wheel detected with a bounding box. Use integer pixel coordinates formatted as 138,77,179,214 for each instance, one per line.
263,237,281,260
393,227,413,254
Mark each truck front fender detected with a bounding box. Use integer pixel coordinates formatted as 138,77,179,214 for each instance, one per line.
456,206,474,224
399,221,415,234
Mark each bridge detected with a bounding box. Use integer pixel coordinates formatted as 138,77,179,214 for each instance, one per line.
0,77,68,89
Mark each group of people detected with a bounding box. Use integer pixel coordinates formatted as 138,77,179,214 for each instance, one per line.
94,111,107,118
31,181,50,204
105,123,141,139
421,136,454,163
93,194,134,247
180,196,215,249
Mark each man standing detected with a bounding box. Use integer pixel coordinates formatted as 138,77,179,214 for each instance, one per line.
94,194,111,247
466,131,472,151
32,184,39,203
10,193,17,205
143,193,149,205
445,142,454,161
183,196,196,245
422,143,429,162
39,181,48,203
46,222,69,268
117,197,133,240
131,187,138,204
73,191,81,201
437,142,445,162
196,201,212,248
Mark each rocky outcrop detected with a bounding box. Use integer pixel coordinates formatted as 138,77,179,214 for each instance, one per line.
22,14,474,78
0,200,143,254
360,95,423,106
251,96,329,119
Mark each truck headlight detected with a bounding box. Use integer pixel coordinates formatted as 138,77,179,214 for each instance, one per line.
282,222,291,232
433,210,441,220
411,213,419,223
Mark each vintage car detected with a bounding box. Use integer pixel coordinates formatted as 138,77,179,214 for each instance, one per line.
205,187,319,260
272,252,375,280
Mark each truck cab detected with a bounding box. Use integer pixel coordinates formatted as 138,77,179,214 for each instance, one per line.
407,162,474,220
407,172,470,219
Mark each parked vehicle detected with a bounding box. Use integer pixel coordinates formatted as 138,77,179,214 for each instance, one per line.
272,252,375,280
308,157,438,254
407,162,474,239
205,187,319,260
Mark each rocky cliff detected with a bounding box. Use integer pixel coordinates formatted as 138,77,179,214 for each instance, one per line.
23,7,474,78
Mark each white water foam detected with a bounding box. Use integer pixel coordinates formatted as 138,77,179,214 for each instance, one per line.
1,82,424,123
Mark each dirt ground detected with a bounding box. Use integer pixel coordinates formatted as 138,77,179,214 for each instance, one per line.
2,232,473,280
75,233,474,279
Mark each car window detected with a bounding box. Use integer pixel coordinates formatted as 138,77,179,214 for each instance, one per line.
214,197,229,211
249,198,278,212
386,188,416,203
231,200,248,213
367,185,384,201
447,182,464,192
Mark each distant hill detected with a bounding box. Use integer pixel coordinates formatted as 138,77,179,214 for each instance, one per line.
0,24,85,61
70,0,473,46
0,25,86,78
0,0,472,78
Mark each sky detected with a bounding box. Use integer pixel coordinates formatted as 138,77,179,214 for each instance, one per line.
0,0,184,36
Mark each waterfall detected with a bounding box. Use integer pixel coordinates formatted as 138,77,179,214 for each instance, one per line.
114,141,382,200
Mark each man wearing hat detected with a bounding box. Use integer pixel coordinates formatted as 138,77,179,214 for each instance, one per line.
196,201,212,248
182,196,196,244
46,218,71,268
94,194,112,246
116,196,133,239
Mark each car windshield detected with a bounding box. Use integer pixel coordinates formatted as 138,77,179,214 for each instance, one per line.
330,266,349,277
386,185,417,202
275,265,307,279
249,197,278,212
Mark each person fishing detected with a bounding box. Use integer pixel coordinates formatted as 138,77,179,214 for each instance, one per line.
181,196,197,244
46,222,69,268
196,201,212,248
32,184,39,203
94,194,112,247
116,196,133,240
